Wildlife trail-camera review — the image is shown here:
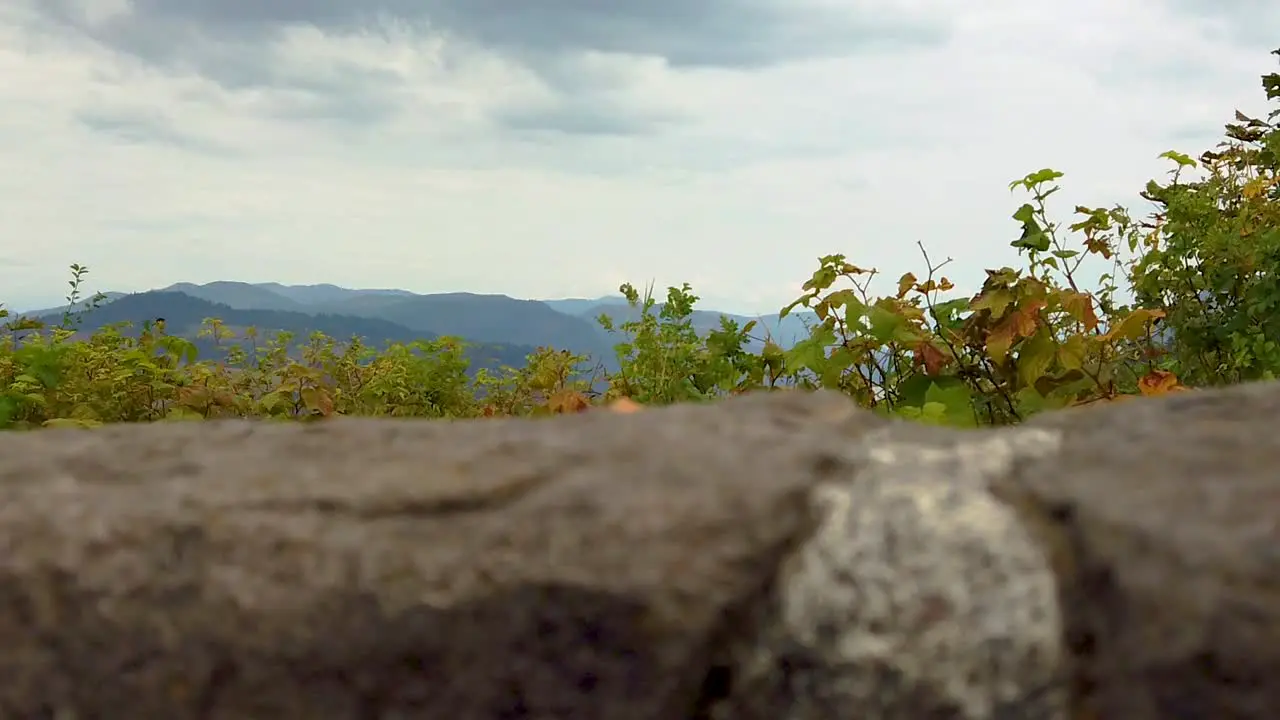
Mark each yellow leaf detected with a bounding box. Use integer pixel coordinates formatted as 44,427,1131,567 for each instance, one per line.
1057,335,1087,370
1104,308,1166,342
42,417,103,429
970,289,1016,319
897,272,918,298
986,320,1017,360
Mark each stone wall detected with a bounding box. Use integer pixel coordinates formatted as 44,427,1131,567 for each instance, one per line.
0,383,1276,718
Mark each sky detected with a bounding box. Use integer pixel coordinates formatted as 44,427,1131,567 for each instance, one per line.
1,0,1277,315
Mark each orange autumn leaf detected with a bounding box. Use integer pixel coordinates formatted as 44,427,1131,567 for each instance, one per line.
1010,298,1047,336
1060,291,1100,332
914,342,948,376
608,398,644,414
547,389,591,414
1138,369,1184,396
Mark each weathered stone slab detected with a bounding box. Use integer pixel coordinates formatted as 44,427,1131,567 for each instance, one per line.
0,382,1277,719
1012,384,1280,719
0,390,884,719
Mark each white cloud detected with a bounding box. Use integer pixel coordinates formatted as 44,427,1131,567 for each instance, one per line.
1,0,1275,314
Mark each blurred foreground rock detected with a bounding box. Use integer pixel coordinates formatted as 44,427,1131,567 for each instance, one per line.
0,384,1276,719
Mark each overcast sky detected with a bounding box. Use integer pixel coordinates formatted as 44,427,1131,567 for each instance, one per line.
2,0,1276,314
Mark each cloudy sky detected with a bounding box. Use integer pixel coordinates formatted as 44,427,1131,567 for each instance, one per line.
2,0,1276,314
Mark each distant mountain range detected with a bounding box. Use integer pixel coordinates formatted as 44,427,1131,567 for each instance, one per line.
16,281,819,372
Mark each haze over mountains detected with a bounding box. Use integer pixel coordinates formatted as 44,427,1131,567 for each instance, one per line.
18,281,818,372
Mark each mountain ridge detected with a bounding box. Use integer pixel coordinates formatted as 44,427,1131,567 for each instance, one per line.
16,281,819,366
22,291,542,375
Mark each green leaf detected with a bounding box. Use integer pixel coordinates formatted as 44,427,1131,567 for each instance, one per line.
1025,168,1065,185
0,396,17,427
820,346,857,387
1159,150,1197,168
1012,387,1068,416
1009,168,1065,191
924,380,975,427
783,336,828,374
1017,330,1057,387
867,306,907,344
894,373,935,407
894,405,923,421
918,401,949,424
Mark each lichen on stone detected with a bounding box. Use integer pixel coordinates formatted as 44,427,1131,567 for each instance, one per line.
718,428,1069,719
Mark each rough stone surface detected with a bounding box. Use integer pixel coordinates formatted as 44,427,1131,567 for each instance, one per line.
706,428,1070,720
0,382,1277,719
1010,383,1280,719
0,390,880,719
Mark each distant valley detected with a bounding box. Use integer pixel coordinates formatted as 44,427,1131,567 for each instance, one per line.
16,281,819,372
